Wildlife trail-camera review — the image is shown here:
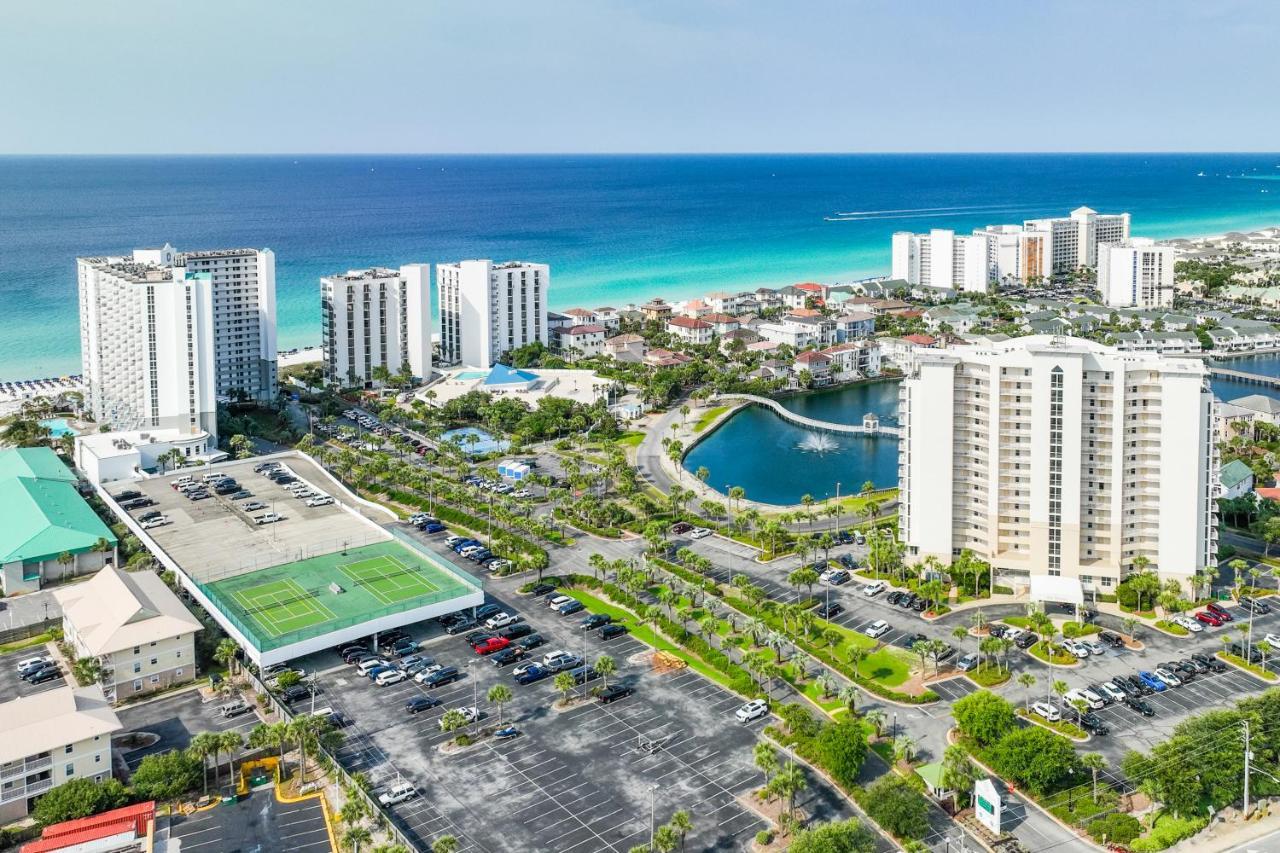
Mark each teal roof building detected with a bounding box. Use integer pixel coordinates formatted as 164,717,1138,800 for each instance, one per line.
0,448,117,594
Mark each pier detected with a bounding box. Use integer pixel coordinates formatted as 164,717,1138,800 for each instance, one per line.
1208,366,1280,390
720,393,901,437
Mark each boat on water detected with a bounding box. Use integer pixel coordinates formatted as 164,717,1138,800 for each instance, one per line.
1197,171,1206,177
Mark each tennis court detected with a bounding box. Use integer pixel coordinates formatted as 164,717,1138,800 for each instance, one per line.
202,539,480,649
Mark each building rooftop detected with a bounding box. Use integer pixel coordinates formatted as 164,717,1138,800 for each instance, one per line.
1220,459,1255,491
483,364,540,386
0,685,121,765
667,316,712,330
54,565,202,657
561,324,606,335
0,448,116,565
1230,394,1280,416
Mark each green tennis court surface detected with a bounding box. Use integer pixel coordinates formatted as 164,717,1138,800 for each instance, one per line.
202,540,478,649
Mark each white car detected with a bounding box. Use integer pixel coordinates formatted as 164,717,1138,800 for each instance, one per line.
542,650,579,671
548,596,576,612
1065,688,1104,710
255,513,283,525
512,662,541,679
1002,627,1025,643
375,669,406,686
1264,633,1280,647
141,515,170,530
1083,639,1107,656
1032,701,1060,722
689,527,713,540
306,496,334,507
1099,681,1127,702
1154,667,1182,687
1062,639,1089,658
864,620,890,639
863,580,887,597
378,782,418,806
439,706,478,730
356,658,389,676
485,613,517,630
413,665,444,683
1171,615,1203,634
735,699,769,722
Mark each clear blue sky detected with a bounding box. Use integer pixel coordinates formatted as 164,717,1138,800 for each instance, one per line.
2,0,1275,154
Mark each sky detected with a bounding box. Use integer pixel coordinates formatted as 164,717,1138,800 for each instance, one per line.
1,0,1276,154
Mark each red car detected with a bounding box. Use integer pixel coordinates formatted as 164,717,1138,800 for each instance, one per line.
1207,602,1235,622
474,636,510,655
1194,611,1223,627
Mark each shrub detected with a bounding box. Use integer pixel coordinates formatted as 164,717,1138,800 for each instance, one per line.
1087,812,1141,844
861,774,930,840
1129,813,1208,852
952,690,1016,747
813,720,869,789
754,829,774,845
788,819,877,853
131,749,203,801
32,778,129,826
986,726,1079,796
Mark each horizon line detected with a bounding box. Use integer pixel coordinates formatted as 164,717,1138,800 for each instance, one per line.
3,150,1280,158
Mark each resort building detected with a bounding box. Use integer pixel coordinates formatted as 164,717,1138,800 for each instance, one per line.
77,244,277,435
553,324,607,360
973,224,1053,285
1023,207,1131,272
0,686,122,822
54,564,202,704
898,336,1216,597
0,448,116,595
666,316,714,345
320,265,432,387
75,428,224,484
604,333,648,363
1097,239,1176,308
891,229,990,294
437,260,549,369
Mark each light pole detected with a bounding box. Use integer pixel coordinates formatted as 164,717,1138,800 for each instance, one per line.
835,481,841,537
648,783,658,849
892,711,898,740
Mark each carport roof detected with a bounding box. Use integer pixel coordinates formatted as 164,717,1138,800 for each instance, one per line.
1030,574,1084,605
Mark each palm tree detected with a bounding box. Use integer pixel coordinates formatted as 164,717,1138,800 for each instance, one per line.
654,824,680,853
289,715,327,784
188,732,219,796
669,809,693,852
774,763,807,822
219,730,244,794
1121,616,1140,643
431,836,460,853
1018,672,1036,711
344,826,373,852
214,639,239,678
940,744,976,810
753,741,780,787
487,684,514,726
837,684,859,717
765,631,788,663
892,734,918,765
554,671,576,705
863,708,887,738
1081,753,1107,803
594,655,617,690
1051,678,1069,708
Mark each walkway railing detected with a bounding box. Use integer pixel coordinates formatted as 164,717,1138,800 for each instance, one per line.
719,393,901,437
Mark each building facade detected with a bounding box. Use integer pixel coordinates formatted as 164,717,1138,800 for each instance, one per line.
78,245,277,435
1097,239,1176,308
891,229,989,294
321,265,432,386
1023,207,1130,271
0,686,121,822
898,336,1216,595
437,260,549,368
55,564,202,704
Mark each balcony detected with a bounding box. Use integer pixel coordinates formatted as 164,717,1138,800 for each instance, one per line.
0,755,51,781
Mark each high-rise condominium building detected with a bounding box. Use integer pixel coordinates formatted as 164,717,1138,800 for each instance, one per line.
437,260,549,368
891,207,1129,291
78,244,277,434
1023,206,1130,272
321,265,432,387
898,336,1216,596
1097,239,1176,309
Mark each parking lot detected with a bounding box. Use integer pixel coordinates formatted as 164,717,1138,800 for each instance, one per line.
158,787,332,853
115,689,261,771
110,456,382,581
301,573,856,853
0,645,66,700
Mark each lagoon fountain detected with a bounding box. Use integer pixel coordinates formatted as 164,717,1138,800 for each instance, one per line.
797,432,838,454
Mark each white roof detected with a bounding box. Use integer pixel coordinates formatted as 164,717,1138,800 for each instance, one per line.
54,565,202,656
1029,574,1084,606
0,685,121,764
76,427,213,460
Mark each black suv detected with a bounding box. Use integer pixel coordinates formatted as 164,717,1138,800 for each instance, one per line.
1231,643,1263,664
445,617,478,635
406,696,440,714
421,666,462,688
499,624,534,640
516,633,546,651
1192,652,1227,673
1240,596,1273,615
529,583,556,597
1124,674,1154,696
988,623,1008,638
1014,632,1038,649
816,602,844,619
1098,631,1125,649
281,684,313,704
1126,696,1155,716
598,684,634,704
581,614,612,630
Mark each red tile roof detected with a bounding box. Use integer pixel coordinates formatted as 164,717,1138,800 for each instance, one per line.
1256,487,1280,502
702,313,738,324
667,316,712,330
564,308,595,317
794,282,826,292
903,334,938,345
562,324,606,335
795,351,831,363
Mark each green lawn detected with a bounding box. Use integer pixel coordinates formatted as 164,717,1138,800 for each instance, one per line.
1003,615,1034,629
614,431,645,448
1028,641,1077,666
857,648,911,687
1017,708,1086,740
1154,620,1189,637
562,588,741,692
1218,651,1279,681
967,663,1011,687
692,406,730,432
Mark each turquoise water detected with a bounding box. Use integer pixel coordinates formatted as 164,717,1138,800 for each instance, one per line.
454,370,489,381
38,417,76,438
3,153,1280,380
684,383,901,505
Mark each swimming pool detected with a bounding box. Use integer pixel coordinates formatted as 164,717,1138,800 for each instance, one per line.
455,371,489,381
39,417,77,438
440,427,510,456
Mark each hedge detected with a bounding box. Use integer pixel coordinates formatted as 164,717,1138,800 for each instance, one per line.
383,488,549,571
561,574,759,697
651,556,723,596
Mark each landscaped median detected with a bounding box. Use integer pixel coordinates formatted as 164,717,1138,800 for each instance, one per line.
1152,619,1189,637
1015,708,1088,742
1026,640,1079,667
1216,650,1279,681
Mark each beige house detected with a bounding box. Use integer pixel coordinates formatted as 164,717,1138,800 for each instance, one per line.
55,566,202,704
0,686,121,821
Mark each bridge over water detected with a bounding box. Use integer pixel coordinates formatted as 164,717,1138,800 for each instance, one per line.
1208,366,1280,390
720,393,901,437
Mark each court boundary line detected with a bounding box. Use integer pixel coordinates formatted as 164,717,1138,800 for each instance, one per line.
337,554,442,606
231,577,337,639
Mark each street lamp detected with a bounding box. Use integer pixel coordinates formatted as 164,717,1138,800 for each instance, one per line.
648,783,658,849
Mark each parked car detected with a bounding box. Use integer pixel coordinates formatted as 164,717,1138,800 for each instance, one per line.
815,602,843,619
556,600,585,616
864,620,890,639
1206,602,1235,621
438,707,478,730
375,669,406,686
600,624,628,641
499,624,534,640
490,648,526,667
379,783,418,806
580,614,612,630
1195,611,1224,627
514,663,551,685
420,666,462,688
406,696,441,714
1126,696,1156,716
1088,683,1115,705
1014,632,1038,650
474,636,510,655
1192,652,1228,673
1123,674,1154,696
735,699,769,722
598,684,634,704
886,591,905,607
1099,681,1127,703
1239,596,1273,615
306,496,335,507
689,527,713,540
16,656,52,676
956,653,979,672
422,522,446,534
546,595,574,611
516,634,546,651
1032,702,1060,722
1065,688,1104,710
529,583,556,597
1231,642,1264,664
484,613,518,630
1082,639,1107,656
863,580,887,597
444,617,478,635
1171,615,1203,634
1062,639,1089,658
1098,631,1125,648
356,658,389,676
281,685,313,704
541,650,581,672
822,569,850,586
1137,671,1168,692
255,513,284,525
670,522,693,535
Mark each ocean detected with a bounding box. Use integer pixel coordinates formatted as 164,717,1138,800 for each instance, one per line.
2,153,1279,381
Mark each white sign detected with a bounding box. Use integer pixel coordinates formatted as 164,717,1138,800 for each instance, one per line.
974,777,1003,835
